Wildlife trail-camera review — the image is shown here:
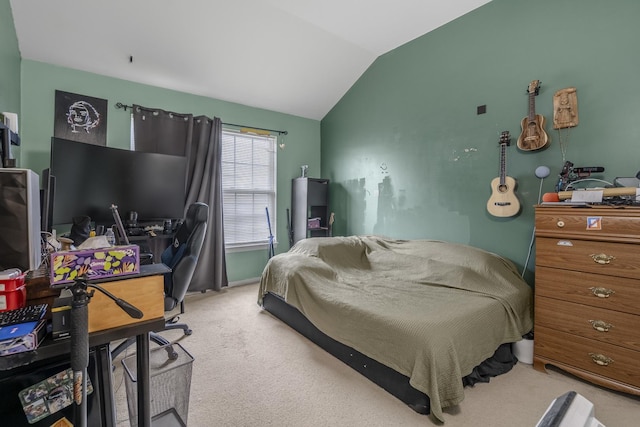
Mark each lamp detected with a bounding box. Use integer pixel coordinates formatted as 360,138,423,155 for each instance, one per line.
522,166,550,277
535,166,550,204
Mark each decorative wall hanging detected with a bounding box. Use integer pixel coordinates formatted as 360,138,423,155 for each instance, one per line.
54,90,107,145
553,87,579,163
553,87,578,129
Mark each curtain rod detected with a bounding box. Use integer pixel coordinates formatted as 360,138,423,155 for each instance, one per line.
115,102,288,135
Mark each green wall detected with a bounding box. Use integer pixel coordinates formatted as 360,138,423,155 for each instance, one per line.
0,0,20,113
16,60,320,283
321,0,640,283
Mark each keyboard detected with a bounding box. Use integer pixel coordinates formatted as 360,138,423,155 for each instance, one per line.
0,304,48,327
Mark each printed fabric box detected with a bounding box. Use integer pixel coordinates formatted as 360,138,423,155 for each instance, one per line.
307,217,321,229
50,245,140,286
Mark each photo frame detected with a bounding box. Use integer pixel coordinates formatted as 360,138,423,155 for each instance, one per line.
54,90,107,145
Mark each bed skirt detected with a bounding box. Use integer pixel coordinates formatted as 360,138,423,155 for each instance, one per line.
262,292,518,415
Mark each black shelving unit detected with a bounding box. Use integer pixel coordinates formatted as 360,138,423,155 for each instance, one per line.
291,177,330,244
0,122,20,168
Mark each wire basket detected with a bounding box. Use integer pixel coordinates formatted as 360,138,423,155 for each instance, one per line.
122,343,194,427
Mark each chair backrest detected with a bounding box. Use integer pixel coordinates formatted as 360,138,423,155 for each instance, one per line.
161,202,208,311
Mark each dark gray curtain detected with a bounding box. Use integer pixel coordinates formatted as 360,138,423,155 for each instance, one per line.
132,105,228,291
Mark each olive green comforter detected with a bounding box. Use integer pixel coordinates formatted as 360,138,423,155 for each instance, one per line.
258,236,533,422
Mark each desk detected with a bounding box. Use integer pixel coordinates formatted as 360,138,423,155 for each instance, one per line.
0,263,170,427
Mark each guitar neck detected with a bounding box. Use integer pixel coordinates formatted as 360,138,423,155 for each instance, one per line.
499,143,507,185
528,91,536,121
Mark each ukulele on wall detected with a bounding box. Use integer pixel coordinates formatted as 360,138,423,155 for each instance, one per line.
487,131,520,217
517,80,549,151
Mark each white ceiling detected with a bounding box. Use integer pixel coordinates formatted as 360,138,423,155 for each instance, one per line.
10,0,490,120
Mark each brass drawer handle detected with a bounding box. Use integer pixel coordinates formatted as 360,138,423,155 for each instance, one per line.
588,320,613,332
589,287,615,298
557,220,565,228
589,353,614,366
590,253,615,264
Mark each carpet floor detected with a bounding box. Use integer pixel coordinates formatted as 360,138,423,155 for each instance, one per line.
111,282,640,426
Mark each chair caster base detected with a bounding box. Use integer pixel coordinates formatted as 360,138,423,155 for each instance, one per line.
166,346,179,360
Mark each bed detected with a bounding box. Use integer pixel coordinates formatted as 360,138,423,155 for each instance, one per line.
258,236,533,422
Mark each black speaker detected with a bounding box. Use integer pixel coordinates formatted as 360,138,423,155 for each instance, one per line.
40,168,56,233
0,168,42,272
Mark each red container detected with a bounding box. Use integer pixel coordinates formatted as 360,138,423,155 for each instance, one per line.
0,272,27,312
0,286,27,312
0,271,25,292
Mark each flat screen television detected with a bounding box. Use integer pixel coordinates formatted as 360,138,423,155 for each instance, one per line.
49,137,187,227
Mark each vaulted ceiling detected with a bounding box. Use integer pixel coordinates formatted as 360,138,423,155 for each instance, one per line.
10,0,490,120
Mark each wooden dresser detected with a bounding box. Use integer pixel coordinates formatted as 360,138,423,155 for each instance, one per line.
534,205,640,395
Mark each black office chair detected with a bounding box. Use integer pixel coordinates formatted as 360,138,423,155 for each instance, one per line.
111,202,209,359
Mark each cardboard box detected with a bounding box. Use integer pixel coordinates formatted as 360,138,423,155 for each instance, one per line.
49,245,140,286
88,273,164,333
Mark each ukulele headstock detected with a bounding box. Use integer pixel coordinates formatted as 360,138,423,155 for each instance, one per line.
527,80,541,95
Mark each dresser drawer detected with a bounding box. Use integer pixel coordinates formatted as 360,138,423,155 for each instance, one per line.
535,297,640,352
535,326,640,388
536,237,640,279
535,207,640,241
535,266,640,316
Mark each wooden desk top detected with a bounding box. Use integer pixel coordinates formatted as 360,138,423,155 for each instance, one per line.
25,263,170,320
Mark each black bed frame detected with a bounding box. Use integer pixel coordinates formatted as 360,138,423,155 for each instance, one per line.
262,292,518,415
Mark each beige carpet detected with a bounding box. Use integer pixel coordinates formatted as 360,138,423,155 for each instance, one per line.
112,282,640,426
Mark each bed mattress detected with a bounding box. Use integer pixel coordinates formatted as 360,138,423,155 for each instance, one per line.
258,236,533,422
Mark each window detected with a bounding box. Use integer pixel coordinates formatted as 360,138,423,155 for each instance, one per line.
221,130,277,249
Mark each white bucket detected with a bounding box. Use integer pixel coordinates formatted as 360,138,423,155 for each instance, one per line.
513,338,534,364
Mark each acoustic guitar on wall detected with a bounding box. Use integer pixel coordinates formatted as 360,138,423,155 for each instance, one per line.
487,131,520,217
517,80,549,151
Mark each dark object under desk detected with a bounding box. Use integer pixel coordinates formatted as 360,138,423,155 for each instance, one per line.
0,320,164,426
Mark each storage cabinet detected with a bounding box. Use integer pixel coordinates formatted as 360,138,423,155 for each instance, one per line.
534,205,640,396
291,177,330,244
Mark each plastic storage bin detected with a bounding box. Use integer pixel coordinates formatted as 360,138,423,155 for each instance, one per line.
0,271,26,312
122,343,194,427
